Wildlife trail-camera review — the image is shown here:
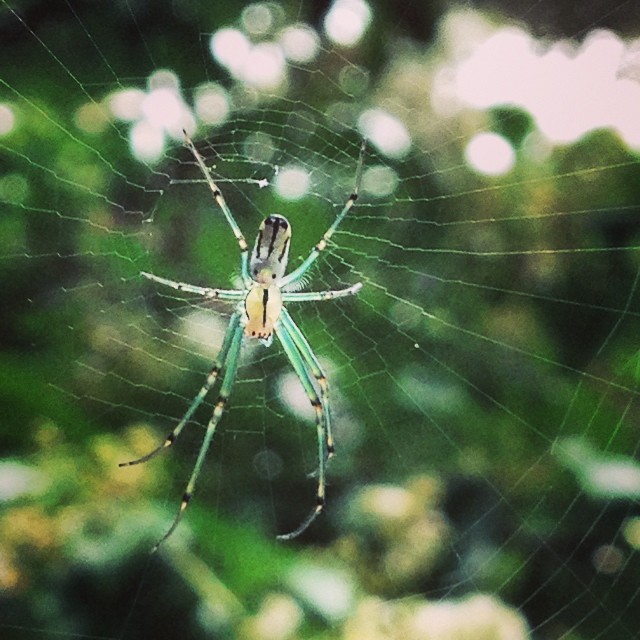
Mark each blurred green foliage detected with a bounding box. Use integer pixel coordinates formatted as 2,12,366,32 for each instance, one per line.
2,2,640,640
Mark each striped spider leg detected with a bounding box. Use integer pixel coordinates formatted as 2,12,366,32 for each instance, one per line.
121,135,365,547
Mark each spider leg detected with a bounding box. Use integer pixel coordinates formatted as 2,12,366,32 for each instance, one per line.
152,319,244,551
184,132,251,286
279,308,335,457
141,271,245,300
119,310,242,467
282,282,362,302
275,316,331,540
281,140,365,288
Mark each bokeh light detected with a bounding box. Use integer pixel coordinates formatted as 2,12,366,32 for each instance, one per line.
324,0,372,47
194,83,231,127
74,102,109,134
362,165,398,197
109,70,194,160
464,132,515,176
107,88,145,122
273,165,310,200
141,88,184,131
279,24,320,63
358,108,411,159
210,28,287,90
210,28,252,76
0,173,29,205
129,120,165,162
241,2,275,36
239,42,287,90
243,131,276,163
0,103,16,135
444,21,640,148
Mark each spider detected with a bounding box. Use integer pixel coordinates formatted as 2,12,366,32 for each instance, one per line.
121,134,365,548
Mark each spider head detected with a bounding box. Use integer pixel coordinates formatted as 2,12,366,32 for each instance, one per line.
250,214,291,285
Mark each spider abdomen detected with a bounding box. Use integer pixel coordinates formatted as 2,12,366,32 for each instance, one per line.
244,284,283,341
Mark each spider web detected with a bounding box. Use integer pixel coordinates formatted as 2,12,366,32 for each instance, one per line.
1,1,640,639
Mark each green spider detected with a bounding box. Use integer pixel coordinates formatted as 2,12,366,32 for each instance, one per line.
121,135,365,547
